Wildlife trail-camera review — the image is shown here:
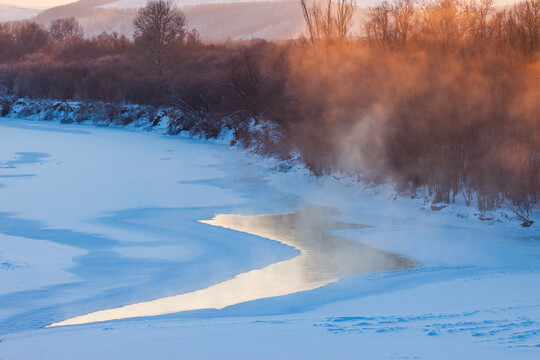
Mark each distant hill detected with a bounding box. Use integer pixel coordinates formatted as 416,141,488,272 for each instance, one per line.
4,0,372,41
99,0,289,9
32,0,305,40
34,0,116,24
0,5,40,22
184,1,304,40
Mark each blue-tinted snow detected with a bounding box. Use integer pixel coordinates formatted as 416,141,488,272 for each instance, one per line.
0,117,538,359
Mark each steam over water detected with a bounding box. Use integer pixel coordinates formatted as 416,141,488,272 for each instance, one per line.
49,207,415,327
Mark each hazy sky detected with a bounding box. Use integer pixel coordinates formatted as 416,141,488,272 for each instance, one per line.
0,1,75,9
0,0,522,11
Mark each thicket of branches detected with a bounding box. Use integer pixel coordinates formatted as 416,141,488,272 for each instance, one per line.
0,0,539,220
291,0,540,220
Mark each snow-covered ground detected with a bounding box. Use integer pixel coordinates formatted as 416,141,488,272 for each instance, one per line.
0,117,539,359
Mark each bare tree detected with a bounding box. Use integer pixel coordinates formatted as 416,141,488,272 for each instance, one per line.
365,1,393,46
391,0,417,46
301,0,356,44
133,0,187,76
505,0,540,60
49,17,84,42
0,23,15,61
421,0,463,52
365,0,417,48
96,32,130,52
506,195,535,226
460,0,495,56
336,0,357,39
13,21,49,56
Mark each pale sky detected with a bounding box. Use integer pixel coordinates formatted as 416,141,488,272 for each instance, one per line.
0,1,75,9
0,0,522,11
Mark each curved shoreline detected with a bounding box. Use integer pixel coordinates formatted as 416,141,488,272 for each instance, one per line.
48,207,416,327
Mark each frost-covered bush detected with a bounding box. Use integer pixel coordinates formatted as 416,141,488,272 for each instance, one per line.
3,98,162,128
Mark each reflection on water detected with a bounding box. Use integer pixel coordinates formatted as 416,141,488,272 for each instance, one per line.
48,207,416,327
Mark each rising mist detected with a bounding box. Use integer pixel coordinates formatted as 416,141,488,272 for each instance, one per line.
0,0,538,218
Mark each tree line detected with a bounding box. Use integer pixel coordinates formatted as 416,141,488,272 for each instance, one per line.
0,0,539,222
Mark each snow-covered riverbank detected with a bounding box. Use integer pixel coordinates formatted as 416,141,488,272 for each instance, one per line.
0,117,539,359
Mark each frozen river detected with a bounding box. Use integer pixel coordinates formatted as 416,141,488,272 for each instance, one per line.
0,118,539,359
49,208,415,326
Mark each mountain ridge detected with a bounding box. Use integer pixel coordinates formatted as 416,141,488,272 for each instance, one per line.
32,0,305,40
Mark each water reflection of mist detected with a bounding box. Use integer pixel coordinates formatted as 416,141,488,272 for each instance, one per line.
49,206,416,327
207,206,415,284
